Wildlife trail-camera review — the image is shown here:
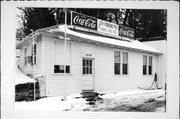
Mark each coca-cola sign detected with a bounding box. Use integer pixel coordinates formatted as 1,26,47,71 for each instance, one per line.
119,25,134,38
71,11,97,30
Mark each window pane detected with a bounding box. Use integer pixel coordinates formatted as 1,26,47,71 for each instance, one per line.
34,44,37,55
83,67,86,74
89,60,92,67
123,64,128,74
34,56,36,64
66,65,70,73
88,67,91,74
122,52,128,63
143,55,147,65
149,56,152,66
83,59,93,74
86,67,89,74
114,51,120,63
143,65,147,75
148,66,152,75
89,67,92,74
54,65,60,73
85,60,89,66
83,59,85,67
59,65,64,73
114,63,120,74
88,60,91,66
24,48,27,65
54,65,71,73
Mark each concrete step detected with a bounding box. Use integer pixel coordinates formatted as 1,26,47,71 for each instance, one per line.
81,92,99,98
81,92,102,105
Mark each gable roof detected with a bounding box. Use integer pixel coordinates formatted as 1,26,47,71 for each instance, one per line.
17,25,162,55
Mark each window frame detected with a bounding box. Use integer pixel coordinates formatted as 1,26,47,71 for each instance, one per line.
53,40,73,75
122,52,128,75
54,65,71,74
82,58,93,75
114,50,129,75
24,47,28,66
33,44,37,65
30,43,37,65
148,56,153,75
142,55,153,76
114,51,121,75
143,55,148,75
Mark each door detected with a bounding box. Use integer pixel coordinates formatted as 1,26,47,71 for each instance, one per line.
82,58,94,91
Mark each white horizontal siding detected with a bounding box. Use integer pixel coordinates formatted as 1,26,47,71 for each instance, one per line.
46,75,81,96
143,41,166,88
43,38,82,96
95,45,159,93
42,36,54,75
41,35,161,96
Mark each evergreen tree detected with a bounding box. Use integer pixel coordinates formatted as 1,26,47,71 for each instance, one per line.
17,8,166,41
17,7,56,39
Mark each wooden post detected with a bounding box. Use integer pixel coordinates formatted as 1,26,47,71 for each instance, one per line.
31,29,36,101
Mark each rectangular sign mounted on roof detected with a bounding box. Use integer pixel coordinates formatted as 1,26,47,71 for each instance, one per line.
97,19,119,37
119,25,135,38
71,11,135,39
71,11,97,31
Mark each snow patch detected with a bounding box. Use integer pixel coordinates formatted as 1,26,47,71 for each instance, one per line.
15,96,89,111
15,90,165,112
15,60,36,85
100,89,164,99
57,25,161,54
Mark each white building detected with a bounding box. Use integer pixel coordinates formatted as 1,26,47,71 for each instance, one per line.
16,24,166,97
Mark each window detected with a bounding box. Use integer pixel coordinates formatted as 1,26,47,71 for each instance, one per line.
83,59,92,74
143,55,147,75
54,40,71,74
24,44,37,66
24,48,28,65
114,51,128,75
31,44,37,65
54,65,70,73
114,51,121,74
148,56,152,75
34,44,37,64
122,52,128,75
143,55,153,75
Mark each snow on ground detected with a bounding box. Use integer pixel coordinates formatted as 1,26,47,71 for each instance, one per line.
15,89,165,112
100,89,164,99
15,93,89,111
15,60,36,85
90,89,165,112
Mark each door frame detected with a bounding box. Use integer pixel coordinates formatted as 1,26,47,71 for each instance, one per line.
81,57,95,92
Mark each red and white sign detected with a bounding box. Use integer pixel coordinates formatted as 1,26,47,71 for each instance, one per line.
71,11,97,30
119,25,134,38
71,11,135,39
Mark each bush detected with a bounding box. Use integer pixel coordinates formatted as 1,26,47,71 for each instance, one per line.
15,82,40,101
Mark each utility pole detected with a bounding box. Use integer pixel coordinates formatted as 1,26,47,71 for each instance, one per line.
64,8,67,101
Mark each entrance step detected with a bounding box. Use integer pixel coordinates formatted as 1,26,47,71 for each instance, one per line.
81,92,100,105
82,90,94,92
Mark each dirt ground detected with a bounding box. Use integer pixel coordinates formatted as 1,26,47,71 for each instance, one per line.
86,91,166,112
91,98,165,112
